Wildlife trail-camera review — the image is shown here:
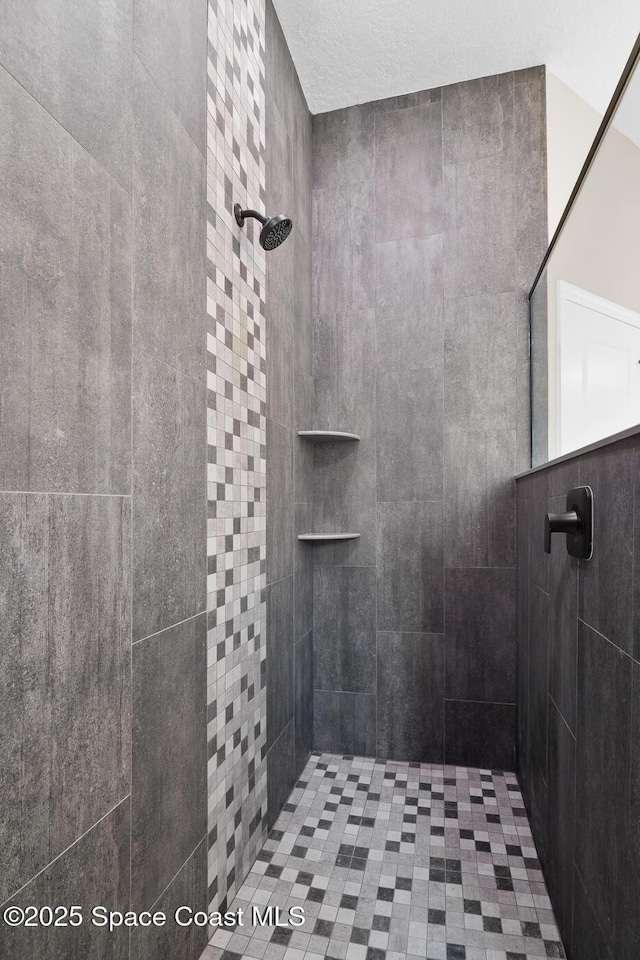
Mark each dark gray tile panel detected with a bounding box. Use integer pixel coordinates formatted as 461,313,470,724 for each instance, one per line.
0,799,130,959
444,700,516,770
133,60,206,382
445,568,516,703
313,566,376,694
0,67,131,494
377,501,444,633
0,493,131,905
134,0,206,153
131,614,207,910
267,576,294,748
313,691,376,757
0,0,133,189
267,720,295,829
132,350,206,642
377,632,445,762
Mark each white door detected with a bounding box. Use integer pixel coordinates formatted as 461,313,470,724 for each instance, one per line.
557,281,640,456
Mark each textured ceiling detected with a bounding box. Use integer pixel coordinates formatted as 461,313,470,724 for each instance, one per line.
273,0,640,116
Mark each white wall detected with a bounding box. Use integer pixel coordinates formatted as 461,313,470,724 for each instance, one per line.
545,71,602,238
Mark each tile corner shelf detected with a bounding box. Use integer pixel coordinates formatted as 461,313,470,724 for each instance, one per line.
297,430,360,442
297,533,361,543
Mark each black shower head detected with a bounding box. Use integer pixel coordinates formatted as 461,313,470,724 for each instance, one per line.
234,204,292,251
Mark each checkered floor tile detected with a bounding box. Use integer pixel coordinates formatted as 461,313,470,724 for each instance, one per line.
202,753,565,960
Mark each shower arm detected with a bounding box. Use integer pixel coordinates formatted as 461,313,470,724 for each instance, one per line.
234,205,267,227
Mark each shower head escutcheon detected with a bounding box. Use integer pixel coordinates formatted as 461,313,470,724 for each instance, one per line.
234,203,293,251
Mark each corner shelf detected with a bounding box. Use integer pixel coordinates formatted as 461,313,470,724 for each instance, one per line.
297,533,360,543
297,430,360,442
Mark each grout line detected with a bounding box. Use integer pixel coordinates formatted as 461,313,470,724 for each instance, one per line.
132,611,205,647
0,61,132,195
129,61,135,926
577,617,636,663
0,796,131,909
0,489,131,498
145,835,208,914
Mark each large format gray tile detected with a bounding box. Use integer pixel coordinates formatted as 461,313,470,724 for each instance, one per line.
0,0,132,190
134,0,206,153
312,311,338,434
313,691,376,757
314,566,376,694
0,493,131,905
374,100,443,242
375,235,444,373
294,368,314,504
578,442,635,655
313,310,376,441
514,67,548,291
377,632,445,762
132,351,206,642
444,427,516,568
294,631,313,777
528,468,550,591
444,294,518,431
618,662,640,958
267,720,294,829
131,614,207,910
0,799,130,959
312,184,375,316
444,700,516,770
294,503,313,641
377,501,444,633
575,620,632,950
133,840,207,960
377,366,443,502
571,868,613,960
294,234,313,374
517,646,530,784
443,153,516,299
545,700,576,952
445,568,516,702
312,438,376,566
516,494,530,650
442,71,515,165
265,113,295,314
313,102,375,189
266,419,293,584
265,0,295,135
0,67,131,494
266,293,294,427
528,584,549,777
548,494,578,733
267,576,293,748
133,59,206,381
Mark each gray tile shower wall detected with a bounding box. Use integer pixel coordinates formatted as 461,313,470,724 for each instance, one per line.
0,1,208,958
516,436,640,960
311,69,547,769
264,0,314,829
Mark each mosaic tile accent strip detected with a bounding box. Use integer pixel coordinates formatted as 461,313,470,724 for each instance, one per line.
206,0,268,913
203,753,565,960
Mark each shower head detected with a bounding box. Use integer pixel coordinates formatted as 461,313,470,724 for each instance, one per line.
234,204,293,251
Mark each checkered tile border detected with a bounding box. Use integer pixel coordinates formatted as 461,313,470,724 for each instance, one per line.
206,0,268,913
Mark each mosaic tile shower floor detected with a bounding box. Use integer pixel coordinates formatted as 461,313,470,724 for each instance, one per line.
202,752,565,960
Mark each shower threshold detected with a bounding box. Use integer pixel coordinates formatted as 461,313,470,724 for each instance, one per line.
202,753,565,960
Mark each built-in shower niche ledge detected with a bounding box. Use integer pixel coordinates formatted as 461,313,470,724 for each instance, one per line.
297,533,360,543
297,430,360,442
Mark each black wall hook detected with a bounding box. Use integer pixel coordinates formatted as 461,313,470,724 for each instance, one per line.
544,486,593,560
